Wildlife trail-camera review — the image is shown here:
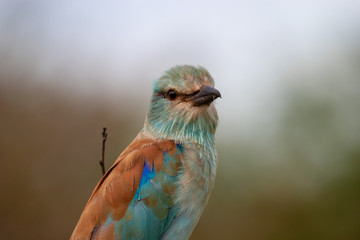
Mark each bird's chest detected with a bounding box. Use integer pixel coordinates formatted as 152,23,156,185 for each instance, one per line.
175,145,216,216
156,144,217,240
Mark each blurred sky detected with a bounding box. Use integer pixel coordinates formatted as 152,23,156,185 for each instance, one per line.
1,0,360,139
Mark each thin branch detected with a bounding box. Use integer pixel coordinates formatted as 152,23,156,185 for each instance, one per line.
99,127,108,175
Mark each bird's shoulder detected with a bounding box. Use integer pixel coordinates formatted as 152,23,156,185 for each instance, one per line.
71,137,183,240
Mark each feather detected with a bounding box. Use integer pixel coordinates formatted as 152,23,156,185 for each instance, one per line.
70,138,181,240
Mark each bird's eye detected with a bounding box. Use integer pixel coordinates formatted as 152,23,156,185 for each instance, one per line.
165,90,177,100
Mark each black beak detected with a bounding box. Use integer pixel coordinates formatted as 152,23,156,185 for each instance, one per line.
188,86,221,106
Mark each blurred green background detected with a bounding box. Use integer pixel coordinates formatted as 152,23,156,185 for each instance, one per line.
1,1,360,240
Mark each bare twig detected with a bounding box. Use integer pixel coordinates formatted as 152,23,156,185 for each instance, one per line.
99,127,108,175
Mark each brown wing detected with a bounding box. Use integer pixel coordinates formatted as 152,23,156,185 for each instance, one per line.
70,138,177,240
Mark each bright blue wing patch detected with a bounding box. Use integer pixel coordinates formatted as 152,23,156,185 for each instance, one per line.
101,144,183,240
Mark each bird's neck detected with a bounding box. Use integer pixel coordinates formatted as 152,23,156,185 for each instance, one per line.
141,117,216,160
140,103,219,191
140,109,218,186
143,102,218,153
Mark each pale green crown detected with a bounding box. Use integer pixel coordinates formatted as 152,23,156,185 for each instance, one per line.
143,65,219,150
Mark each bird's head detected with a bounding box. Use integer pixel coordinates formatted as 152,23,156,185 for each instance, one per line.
144,65,221,144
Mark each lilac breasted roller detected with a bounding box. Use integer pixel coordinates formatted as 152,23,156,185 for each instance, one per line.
70,65,221,240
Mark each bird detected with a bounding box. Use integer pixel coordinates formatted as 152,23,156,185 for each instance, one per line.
70,65,221,240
